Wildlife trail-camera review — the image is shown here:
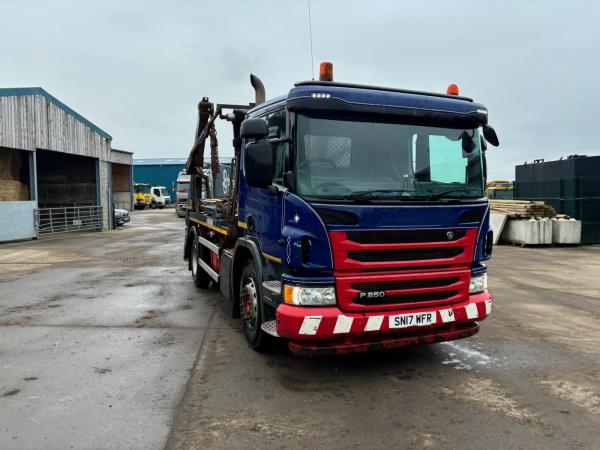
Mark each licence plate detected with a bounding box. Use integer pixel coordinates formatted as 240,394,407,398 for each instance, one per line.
389,311,436,329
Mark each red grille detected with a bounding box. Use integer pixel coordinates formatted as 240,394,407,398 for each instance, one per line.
329,228,478,271
335,268,470,312
329,228,478,312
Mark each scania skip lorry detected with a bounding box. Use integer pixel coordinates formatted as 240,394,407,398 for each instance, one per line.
183,62,499,356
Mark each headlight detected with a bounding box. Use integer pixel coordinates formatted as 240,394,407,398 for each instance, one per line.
283,285,336,306
469,273,487,294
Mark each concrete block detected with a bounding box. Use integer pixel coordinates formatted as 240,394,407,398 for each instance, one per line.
490,213,508,245
501,218,552,245
552,218,582,244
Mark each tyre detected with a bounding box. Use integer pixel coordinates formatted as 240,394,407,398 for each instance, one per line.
239,260,271,351
190,228,211,288
151,202,157,209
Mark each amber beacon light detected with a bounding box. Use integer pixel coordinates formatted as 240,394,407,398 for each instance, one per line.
446,83,460,95
319,61,334,81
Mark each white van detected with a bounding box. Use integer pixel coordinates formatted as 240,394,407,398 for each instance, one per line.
150,186,171,209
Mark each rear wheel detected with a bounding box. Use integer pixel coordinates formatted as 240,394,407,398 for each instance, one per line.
239,260,270,351
190,228,211,288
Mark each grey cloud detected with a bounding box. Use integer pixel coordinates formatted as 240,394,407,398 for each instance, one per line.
1,0,598,179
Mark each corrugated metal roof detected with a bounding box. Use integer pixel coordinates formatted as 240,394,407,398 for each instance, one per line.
0,87,112,140
112,148,134,154
133,158,188,166
133,157,233,166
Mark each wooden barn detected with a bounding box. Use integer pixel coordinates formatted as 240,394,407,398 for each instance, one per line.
0,87,133,241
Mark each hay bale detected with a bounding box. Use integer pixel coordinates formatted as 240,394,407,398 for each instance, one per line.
0,150,23,180
0,180,29,201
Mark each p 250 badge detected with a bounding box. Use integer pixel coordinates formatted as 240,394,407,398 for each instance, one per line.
359,291,386,299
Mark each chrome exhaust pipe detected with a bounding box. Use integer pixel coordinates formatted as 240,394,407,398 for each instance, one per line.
250,74,265,105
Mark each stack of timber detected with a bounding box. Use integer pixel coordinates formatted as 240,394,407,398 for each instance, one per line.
490,199,581,245
490,199,559,218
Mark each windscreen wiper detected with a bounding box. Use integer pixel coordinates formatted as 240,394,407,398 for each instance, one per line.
425,189,481,201
345,189,412,200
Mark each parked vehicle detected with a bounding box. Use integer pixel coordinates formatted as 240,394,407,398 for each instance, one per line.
114,208,130,226
133,182,151,209
150,186,170,209
175,171,191,217
183,63,500,356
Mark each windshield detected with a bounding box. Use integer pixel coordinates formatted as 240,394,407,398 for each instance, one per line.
295,114,484,201
160,188,168,196
176,182,189,192
134,184,150,194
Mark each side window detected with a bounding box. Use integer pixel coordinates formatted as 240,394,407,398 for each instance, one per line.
264,109,287,185
428,135,467,183
153,188,160,196
411,132,472,183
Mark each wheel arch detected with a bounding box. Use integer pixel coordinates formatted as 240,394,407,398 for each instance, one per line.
184,224,200,269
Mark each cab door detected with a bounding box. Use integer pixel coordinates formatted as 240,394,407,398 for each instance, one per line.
243,108,288,264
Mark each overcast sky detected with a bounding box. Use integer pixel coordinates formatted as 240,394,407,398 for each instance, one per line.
2,0,599,179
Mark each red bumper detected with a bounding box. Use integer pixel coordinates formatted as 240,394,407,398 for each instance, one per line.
276,291,492,356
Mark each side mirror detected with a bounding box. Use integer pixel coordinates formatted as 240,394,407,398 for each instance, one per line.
244,141,272,187
461,131,476,154
483,124,499,147
241,118,268,140
480,135,488,152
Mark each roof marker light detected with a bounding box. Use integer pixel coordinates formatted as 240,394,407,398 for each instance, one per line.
319,61,334,81
447,84,459,95
311,92,331,99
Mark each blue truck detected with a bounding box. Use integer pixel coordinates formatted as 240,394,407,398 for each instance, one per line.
183,62,499,356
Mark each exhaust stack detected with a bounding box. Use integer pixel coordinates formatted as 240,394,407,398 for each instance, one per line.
250,74,265,105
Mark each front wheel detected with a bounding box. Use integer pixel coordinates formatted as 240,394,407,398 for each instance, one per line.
239,260,271,351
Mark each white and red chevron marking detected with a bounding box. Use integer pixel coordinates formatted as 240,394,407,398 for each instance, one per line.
280,293,493,339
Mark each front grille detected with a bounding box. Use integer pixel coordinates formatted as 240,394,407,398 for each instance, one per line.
335,267,471,312
329,228,477,273
354,290,459,305
352,277,459,291
348,247,463,262
347,229,467,244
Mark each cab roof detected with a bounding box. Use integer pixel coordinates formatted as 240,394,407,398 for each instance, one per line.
247,80,487,117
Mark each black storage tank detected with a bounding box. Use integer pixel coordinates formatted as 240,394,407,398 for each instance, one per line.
514,155,600,244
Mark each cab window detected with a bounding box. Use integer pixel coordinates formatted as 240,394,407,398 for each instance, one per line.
264,109,287,185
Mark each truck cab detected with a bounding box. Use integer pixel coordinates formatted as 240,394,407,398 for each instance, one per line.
150,186,170,209
184,65,499,355
175,171,191,217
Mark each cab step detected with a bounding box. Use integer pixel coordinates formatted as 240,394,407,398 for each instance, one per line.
262,280,282,305
261,320,279,337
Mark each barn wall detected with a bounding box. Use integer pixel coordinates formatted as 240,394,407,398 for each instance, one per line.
0,201,37,242
0,93,111,160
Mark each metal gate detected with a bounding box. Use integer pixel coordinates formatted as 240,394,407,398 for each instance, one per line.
35,206,103,235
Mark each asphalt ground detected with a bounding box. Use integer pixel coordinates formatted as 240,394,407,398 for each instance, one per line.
1,209,599,449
